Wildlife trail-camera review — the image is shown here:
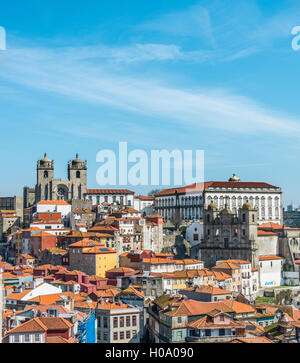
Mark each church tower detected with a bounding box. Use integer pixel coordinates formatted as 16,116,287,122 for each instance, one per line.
36,153,54,202
68,154,87,200
238,201,259,267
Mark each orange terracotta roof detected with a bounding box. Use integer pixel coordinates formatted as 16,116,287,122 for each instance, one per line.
46,336,77,343
19,254,35,260
82,246,116,255
175,259,203,265
6,289,32,301
155,181,279,197
106,267,136,274
165,300,234,317
6,318,47,334
135,195,155,201
212,271,232,281
68,239,105,248
214,262,240,270
223,259,250,265
195,285,232,295
37,200,70,206
257,230,278,236
259,222,283,230
143,258,175,264
231,337,273,343
96,302,129,310
222,299,256,314
259,256,284,261
187,312,244,329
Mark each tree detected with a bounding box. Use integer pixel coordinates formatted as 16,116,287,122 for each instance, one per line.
148,189,161,197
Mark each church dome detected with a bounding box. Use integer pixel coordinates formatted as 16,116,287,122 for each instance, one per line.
72,154,83,165
208,202,216,210
41,153,50,162
229,173,241,182
39,153,52,167
242,202,253,210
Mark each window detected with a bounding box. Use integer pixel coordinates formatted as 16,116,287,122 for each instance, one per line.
14,335,20,343
126,331,131,339
35,333,40,342
120,331,124,340
113,332,118,341
103,332,108,341
132,330,137,336
44,171,48,178
224,238,229,248
113,317,118,328
205,329,211,337
120,317,124,328
178,317,182,324
132,315,137,326
103,317,108,328
76,171,80,178
126,316,131,327
219,329,225,336
25,334,30,342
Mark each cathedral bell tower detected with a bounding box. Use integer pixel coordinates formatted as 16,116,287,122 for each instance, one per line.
68,154,87,200
36,153,54,202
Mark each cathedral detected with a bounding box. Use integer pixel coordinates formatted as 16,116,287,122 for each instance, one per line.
24,154,87,207
192,202,260,268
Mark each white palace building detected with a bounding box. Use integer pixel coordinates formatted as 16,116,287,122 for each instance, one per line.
154,174,283,225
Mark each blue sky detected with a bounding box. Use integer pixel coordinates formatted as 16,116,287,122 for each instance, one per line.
0,0,300,206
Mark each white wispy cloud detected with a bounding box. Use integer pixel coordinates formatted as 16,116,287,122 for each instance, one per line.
0,41,300,138
140,3,216,47
138,0,300,62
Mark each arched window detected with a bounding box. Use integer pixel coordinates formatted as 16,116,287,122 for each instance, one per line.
76,171,80,178
44,171,48,178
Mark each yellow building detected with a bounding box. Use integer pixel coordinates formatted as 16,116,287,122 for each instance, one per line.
163,272,189,295
82,246,117,277
68,239,117,277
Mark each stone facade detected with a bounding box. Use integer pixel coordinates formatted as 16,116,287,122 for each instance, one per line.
195,203,260,269
154,174,283,225
24,154,87,206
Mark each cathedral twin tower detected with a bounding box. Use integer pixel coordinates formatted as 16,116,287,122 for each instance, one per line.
35,153,87,203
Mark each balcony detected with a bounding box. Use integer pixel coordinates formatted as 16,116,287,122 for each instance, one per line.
186,335,237,343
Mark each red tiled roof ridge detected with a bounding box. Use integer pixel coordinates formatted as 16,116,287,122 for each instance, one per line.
155,181,280,196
